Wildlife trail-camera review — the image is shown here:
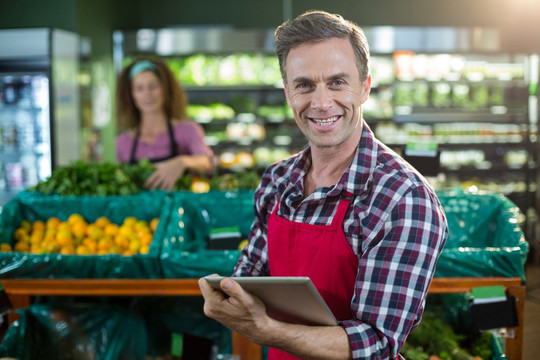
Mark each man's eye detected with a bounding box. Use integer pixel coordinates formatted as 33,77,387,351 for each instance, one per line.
296,83,312,90
331,80,345,86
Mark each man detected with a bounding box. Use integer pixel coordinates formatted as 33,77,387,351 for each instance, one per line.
199,10,448,360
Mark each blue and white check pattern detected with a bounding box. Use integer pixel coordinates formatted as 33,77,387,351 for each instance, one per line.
233,123,449,360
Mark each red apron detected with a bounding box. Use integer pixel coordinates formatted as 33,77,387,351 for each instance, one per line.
267,194,359,360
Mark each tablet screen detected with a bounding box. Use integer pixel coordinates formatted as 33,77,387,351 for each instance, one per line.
204,276,338,326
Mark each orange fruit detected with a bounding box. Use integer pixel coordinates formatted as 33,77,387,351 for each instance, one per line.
97,236,114,252
43,240,61,253
46,217,61,229
140,233,153,247
67,213,85,225
56,231,74,247
31,243,42,254
104,223,120,237
0,243,12,252
95,216,111,228
191,177,210,193
30,232,43,245
86,224,104,240
134,220,148,230
128,238,141,253
139,245,150,255
60,245,75,255
13,228,30,241
122,216,137,227
71,222,87,240
118,225,133,238
150,218,159,233
83,237,98,254
19,220,32,232
57,222,71,233
75,245,91,255
32,220,46,233
110,245,123,255
43,231,55,242
114,234,129,249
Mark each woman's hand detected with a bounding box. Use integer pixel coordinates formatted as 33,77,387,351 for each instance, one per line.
144,157,186,191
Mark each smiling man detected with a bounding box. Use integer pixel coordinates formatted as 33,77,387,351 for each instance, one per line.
199,10,449,360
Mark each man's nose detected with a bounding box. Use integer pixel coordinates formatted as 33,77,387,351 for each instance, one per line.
311,86,333,110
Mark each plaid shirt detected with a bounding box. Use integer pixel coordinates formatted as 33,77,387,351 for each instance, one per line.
233,123,448,360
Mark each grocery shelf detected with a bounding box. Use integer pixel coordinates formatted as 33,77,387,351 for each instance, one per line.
1,276,525,360
184,85,283,92
394,112,528,124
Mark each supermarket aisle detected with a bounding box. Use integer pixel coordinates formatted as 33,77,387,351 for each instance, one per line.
523,263,540,358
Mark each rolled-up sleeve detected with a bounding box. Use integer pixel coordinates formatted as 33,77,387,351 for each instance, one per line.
342,185,448,360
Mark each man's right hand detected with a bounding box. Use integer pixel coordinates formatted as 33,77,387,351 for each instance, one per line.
199,276,274,345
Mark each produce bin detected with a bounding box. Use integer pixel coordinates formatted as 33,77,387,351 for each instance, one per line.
435,189,529,281
160,190,255,278
0,190,169,279
0,298,232,360
0,302,148,360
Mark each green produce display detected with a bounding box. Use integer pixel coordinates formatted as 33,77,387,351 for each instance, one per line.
169,54,281,86
29,159,261,197
402,311,495,360
209,170,261,191
187,103,236,121
30,159,157,196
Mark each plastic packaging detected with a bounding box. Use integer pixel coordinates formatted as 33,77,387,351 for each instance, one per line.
160,190,254,278
435,189,529,281
0,302,148,360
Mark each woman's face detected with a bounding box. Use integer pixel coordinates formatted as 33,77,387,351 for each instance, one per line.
131,70,165,115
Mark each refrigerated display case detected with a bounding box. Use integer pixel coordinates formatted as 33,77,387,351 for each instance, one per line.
0,28,81,207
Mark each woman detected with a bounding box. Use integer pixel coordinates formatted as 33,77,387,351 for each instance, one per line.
115,58,214,191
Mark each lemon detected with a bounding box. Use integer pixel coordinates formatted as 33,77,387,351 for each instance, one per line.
238,239,249,250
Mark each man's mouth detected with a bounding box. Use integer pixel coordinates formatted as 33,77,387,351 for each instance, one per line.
311,116,339,126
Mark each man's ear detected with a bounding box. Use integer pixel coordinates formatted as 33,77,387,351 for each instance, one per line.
360,75,372,104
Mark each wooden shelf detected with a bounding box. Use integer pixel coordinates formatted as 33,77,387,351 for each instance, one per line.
1,277,526,360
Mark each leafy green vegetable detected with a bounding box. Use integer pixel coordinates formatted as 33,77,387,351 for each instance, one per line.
209,170,261,191
30,159,261,196
402,311,492,360
30,160,145,196
469,331,493,360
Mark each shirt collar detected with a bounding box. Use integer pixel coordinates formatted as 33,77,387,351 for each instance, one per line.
339,121,378,197
289,121,378,199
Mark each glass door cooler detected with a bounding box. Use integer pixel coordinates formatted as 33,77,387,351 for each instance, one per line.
0,28,81,208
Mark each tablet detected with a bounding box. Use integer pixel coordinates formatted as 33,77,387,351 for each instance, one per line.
204,276,338,326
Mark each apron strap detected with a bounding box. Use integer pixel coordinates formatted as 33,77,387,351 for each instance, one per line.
128,129,140,165
330,193,353,227
128,120,178,164
166,119,179,158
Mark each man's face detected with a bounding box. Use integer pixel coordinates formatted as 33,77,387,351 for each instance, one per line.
283,38,371,150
